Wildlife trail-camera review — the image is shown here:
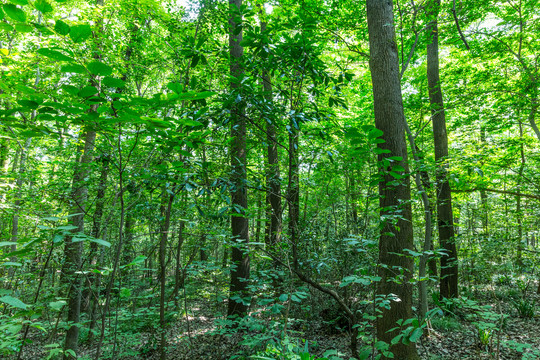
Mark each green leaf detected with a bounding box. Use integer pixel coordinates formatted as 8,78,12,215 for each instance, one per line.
61,85,79,95
180,119,203,127
11,0,29,5
35,0,53,13
90,238,111,248
69,24,92,43
0,241,17,247
102,76,125,88
0,295,27,309
0,23,14,32
61,64,87,74
17,99,39,109
3,4,26,22
15,23,33,33
78,86,98,98
0,8,4,21
1,262,22,267
54,20,70,35
87,61,112,76
37,48,74,62
49,300,66,311
409,327,423,342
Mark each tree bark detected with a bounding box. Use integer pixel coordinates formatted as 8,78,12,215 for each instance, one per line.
366,1,419,358
427,0,458,299
261,19,282,249
159,189,174,360
227,0,250,318
63,130,97,358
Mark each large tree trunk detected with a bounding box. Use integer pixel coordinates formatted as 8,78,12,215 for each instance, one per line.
227,0,250,318
366,1,419,359
427,0,458,299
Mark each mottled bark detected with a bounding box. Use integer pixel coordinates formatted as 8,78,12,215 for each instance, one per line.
366,0,419,358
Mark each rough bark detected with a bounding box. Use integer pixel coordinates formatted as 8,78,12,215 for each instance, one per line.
366,1,419,358
227,0,250,318
427,0,458,299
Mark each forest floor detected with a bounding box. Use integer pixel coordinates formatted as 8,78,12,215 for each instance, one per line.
19,286,540,360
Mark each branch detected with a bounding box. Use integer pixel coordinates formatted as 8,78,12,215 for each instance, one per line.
452,188,540,201
451,0,470,50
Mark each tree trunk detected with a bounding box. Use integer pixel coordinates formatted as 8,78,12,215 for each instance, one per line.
159,189,174,360
261,19,282,249
63,130,97,358
85,156,110,346
427,0,458,299
366,1,419,358
227,0,250,318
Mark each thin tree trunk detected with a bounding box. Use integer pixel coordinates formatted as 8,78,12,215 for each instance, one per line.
227,0,250,318
427,0,458,299
63,130,97,358
159,189,174,360
9,137,32,275
173,221,185,308
366,1,419,358
261,19,282,249
516,120,525,266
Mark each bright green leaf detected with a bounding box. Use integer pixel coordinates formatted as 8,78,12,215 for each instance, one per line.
61,64,87,74
3,4,26,22
87,61,112,76
35,0,53,13
54,20,70,35
37,48,74,62
69,24,92,43
102,76,125,88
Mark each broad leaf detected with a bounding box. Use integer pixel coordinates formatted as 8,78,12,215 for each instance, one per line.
54,20,70,35
3,4,26,22
35,0,53,13
69,24,92,43
87,61,112,76
37,48,74,62
0,295,27,309
102,76,125,88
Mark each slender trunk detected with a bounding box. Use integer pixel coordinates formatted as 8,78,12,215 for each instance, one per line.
261,19,282,249
404,127,432,321
83,155,109,316
227,0,250,318
63,130,97,358
173,221,185,308
288,116,300,270
10,137,32,274
516,121,525,266
366,1,419,358
427,0,458,299
159,189,174,360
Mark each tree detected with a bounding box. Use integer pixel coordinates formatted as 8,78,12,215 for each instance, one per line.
366,0,419,358
427,0,458,299
227,0,251,318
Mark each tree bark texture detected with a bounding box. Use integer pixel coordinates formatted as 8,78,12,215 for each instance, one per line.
427,0,458,299
366,1,419,358
227,0,250,318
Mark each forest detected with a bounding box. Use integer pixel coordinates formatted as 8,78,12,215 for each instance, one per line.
0,0,539,359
